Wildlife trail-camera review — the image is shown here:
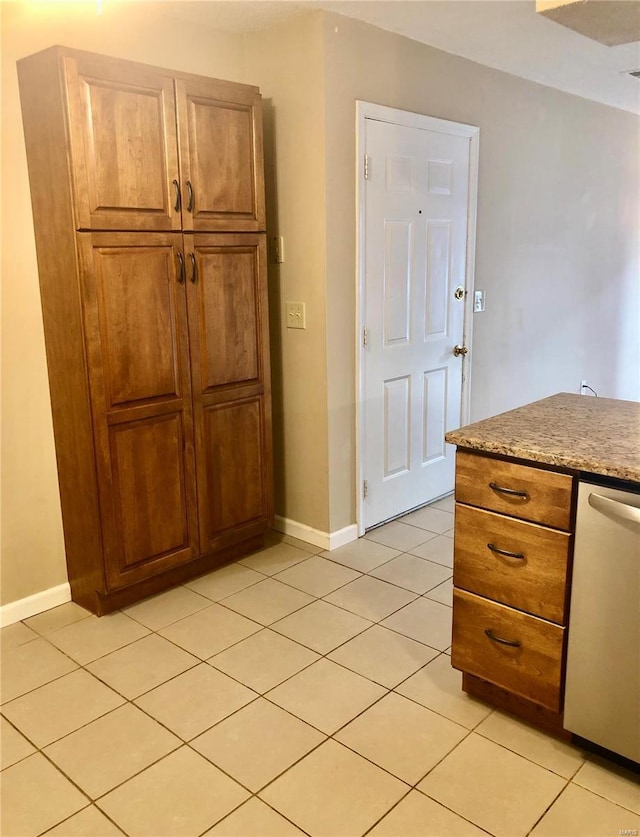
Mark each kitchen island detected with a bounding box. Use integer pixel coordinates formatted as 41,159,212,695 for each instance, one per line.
444,392,640,745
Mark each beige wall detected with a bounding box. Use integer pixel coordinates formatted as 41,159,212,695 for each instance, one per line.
244,12,330,533
0,2,247,605
3,4,639,607
322,12,640,532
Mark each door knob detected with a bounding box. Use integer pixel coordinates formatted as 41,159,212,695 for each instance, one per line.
453,345,468,357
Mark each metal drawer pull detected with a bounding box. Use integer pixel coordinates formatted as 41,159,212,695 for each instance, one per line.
487,543,525,560
484,629,521,648
489,482,529,499
176,252,185,283
189,252,197,284
172,179,181,212
186,180,194,213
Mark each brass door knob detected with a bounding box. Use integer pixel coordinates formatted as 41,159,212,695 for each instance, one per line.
453,345,468,357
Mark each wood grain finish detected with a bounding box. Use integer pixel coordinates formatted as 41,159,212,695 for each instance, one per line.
78,233,199,590
452,589,565,712
204,399,266,538
187,234,273,552
455,450,574,530
462,674,571,740
176,77,265,232
90,242,182,406
194,244,260,388
109,414,193,579
453,503,571,624
18,46,272,614
64,54,181,232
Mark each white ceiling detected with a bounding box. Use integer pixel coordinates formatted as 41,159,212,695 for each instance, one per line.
151,0,640,114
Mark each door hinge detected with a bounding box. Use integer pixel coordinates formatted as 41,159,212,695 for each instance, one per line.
363,479,368,499
364,154,370,180
363,326,368,347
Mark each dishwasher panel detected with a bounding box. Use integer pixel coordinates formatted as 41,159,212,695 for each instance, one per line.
564,481,640,763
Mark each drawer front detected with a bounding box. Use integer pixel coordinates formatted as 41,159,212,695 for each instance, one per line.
452,589,565,711
453,504,571,624
455,450,574,530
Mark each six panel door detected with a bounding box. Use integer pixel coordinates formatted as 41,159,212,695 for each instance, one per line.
185,234,273,551
363,116,472,528
64,55,182,232
77,233,199,589
176,77,266,233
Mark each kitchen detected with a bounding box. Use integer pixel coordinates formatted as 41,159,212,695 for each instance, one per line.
1,1,639,834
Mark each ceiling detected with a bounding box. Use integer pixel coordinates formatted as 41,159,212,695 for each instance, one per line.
150,0,640,114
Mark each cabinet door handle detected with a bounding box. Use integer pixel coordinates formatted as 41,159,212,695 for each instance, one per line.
172,179,181,212
484,629,521,648
487,543,525,560
176,252,185,283
186,180,194,213
489,482,529,500
189,253,197,284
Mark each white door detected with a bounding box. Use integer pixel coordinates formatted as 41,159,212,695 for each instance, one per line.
360,109,477,530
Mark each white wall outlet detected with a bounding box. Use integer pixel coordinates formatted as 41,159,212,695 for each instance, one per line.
286,301,306,329
269,235,284,264
473,290,486,313
580,379,596,395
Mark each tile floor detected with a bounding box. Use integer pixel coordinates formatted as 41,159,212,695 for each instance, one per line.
2,495,639,836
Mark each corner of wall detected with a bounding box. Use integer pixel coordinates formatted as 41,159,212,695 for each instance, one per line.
243,12,332,534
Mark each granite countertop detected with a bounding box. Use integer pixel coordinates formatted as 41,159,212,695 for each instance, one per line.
445,393,640,483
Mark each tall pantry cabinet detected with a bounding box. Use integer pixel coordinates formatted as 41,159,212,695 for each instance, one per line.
18,47,273,614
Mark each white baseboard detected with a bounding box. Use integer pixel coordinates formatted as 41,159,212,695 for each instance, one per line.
273,516,358,552
0,583,71,628
327,524,359,550
0,519,361,627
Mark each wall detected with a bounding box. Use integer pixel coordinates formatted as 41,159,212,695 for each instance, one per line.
322,12,640,533
1,2,247,606
3,4,639,607
244,13,330,534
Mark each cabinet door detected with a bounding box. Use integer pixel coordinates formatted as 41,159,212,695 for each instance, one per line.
64,55,182,232
78,233,199,589
185,234,273,551
176,78,265,232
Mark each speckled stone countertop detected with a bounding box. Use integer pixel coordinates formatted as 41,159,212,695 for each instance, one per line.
445,393,640,483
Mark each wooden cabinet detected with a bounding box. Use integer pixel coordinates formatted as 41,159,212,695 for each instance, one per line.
451,450,576,725
186,235,272,552
62,51,264,232
455,450,574,530
78,233,199,590
453,504,571,623
18,47,273,614
176,78,265,232
453,589,565,711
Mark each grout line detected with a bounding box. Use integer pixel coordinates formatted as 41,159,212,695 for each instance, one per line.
360,786,415,837
37,803,126,837
2,524,631,837
268,607,374,655
525,777,572,835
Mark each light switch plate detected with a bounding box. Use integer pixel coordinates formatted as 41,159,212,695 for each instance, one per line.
473,290,486,313
286,301,306,329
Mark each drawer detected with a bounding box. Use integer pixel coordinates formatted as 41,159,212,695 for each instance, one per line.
452,588,565,712
455,450,574,530
453,504,571,624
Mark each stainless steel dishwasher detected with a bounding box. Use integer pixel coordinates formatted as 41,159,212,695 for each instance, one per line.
564,480,640,764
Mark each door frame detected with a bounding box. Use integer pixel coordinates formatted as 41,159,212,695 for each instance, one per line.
355,101,479,536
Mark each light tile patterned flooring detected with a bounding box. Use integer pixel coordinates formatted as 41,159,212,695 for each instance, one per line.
2,495,639,836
